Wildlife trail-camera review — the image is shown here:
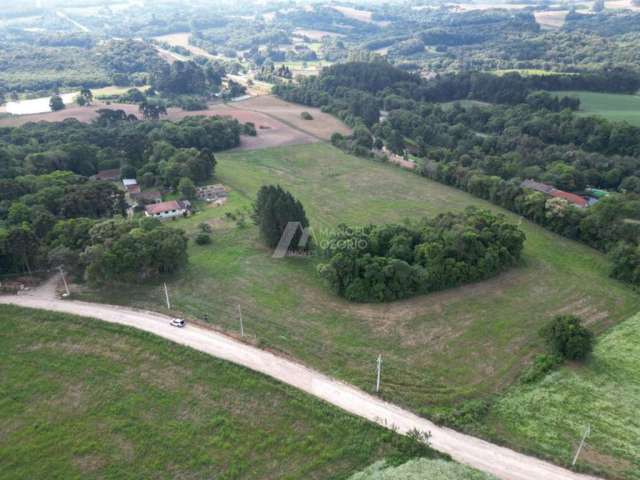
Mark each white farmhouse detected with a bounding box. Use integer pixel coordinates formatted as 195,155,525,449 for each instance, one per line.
144,200,189,220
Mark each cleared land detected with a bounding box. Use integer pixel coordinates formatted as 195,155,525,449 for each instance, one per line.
487,312,640,479
0,99,323,150
153,32,223,61
534,10,569,29
79,142,640,420
606,0,640,10
557,91,640,127
293,28,345,40
0,304,432,480
229,95,352,140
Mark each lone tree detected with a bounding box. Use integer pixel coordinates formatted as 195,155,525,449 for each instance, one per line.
75,87,93,106
253,185,309,249
541,315,594,361
178,177,196,200
49,94,65,112
138,100,167,120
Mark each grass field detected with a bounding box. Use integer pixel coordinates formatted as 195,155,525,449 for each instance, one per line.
0,304,440,480
79,142,640,420
555,91,640,127
486,312,640,479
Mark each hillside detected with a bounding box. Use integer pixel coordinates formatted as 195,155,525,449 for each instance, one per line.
0,304,436,480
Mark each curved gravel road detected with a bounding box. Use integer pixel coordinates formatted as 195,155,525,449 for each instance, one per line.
0,293,600,480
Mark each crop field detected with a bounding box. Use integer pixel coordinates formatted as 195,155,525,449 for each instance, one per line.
80,142,640,421
0,304,436,480
557,91,640,127
486,312,640,479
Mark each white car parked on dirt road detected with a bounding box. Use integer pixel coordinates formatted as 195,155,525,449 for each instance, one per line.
170,318,185,328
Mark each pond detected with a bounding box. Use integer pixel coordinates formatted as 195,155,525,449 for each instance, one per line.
4,93,76,115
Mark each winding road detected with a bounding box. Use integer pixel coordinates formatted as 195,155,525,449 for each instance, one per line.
0,288,600,480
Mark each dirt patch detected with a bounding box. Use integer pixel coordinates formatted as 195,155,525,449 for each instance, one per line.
73,454,107,474
581,445,632,478
230,95,352,141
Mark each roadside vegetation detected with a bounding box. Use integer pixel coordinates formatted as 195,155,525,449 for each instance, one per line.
485,312,640,479
0,304,439,480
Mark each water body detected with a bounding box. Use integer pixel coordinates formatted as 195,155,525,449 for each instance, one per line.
4,93,76,115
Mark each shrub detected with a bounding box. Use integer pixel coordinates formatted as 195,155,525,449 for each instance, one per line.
540,315,594,361
520,354,562,384
195,233,212,245
300,111,313,120
243,122,257,136
198,222,212,233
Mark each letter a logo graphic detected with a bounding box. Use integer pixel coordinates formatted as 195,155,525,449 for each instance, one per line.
272,222,311,258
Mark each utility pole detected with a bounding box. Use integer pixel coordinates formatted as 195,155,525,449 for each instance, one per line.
58,266,70,297
163,282,171,310
572,424,591,467
375,354,382,393
238,305,244,337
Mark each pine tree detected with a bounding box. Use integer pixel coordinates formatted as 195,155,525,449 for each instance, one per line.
253,185,309,249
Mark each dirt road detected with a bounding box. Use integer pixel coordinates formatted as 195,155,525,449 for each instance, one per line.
0,292,600,480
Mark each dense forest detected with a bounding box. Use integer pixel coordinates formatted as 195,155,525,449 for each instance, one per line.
276,62,640,287
0,113,248,281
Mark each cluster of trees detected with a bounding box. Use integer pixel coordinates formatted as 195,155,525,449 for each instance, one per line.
96,39,165,87
151,60,223,96
318,208,525,302
564,11,640,36
81,217,188,284
0,40,111,93
277,61,640,287
0,171,126,275
0,112,248,279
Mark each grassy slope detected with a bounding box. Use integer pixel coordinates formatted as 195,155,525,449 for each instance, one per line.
82,143,640,418
556,91,640,127
0,304,436,480
349,459,496,480
487,312,640,479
